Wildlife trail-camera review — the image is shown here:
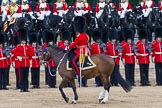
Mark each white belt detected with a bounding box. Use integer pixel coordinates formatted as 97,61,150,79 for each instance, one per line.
139,54,149,56
32,56,39,59
155,52,162,54
0,57,7,60
126,53,134,56
110,56,118,58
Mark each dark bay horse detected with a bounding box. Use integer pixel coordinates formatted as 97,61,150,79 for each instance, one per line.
41,46,132,104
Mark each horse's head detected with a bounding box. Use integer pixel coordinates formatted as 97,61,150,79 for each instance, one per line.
41,47,51,62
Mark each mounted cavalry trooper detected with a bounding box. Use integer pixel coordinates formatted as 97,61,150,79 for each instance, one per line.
65,16,89,78
19,0,33,17
136,29,151,86
16,29,31,92
152,27,162,86
74,0,84,16
82,0,92,15
106,29,120,86
140,0,154,18
29,32,41,89
95,0,106,19
0,0,9,21
117,0,132,19
0,33,8,90
90,29,104,87
7,0,21,21
43,30,57,88
121,29,135,86
36,0,51,20
53,0,69,17
158,0,162,12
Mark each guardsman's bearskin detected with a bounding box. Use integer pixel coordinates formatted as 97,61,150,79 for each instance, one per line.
139,29,148,40
61,30,71,41
0,33,5,45
109,29,119,41
92,29,102,42
125,29,134,40
29,31,38,44
17,29,28,42
42,30,55,43
155,27,162,38
73,16,86,33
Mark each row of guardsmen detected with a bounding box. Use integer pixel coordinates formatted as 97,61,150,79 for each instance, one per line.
1,26,162,92
1,0,162,21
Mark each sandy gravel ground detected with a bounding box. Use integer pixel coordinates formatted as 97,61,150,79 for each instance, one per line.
0,68,162,108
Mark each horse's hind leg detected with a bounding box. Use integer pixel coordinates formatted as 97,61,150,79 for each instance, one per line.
59,78,69,103
99,75,111,104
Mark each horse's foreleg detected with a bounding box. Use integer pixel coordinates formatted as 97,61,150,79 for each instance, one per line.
70,79,78,104
59,79,69,103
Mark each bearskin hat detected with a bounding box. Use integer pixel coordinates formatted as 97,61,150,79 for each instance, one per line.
73,16,86,33
17,29,28,42
109,29,119,41
125,29,134,40
29,31,38,44
42,30,55,43
61,30,71,41
139,29,147,40
155,27,162,38
0,33,5,44
92,29,102,42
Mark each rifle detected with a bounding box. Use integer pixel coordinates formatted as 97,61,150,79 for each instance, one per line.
116,41,123,56
131,41,138,56
146,41,152,55
3,45,12,57
99,41,106,52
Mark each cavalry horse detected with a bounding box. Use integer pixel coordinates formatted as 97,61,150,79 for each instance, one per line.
41,46,132,104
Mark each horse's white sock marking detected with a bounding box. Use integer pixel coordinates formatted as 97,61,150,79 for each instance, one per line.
101,91,109,103
71,99,77,104
99,89,105,99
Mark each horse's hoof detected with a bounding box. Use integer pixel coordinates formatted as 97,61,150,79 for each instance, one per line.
71,99,77,104
100,100,106,104
65,97,69,103
99,98,103,103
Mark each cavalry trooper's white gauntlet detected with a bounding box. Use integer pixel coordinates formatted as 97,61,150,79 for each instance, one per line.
17,56,22,61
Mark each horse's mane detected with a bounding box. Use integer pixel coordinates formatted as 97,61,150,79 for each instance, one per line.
47,45,65,52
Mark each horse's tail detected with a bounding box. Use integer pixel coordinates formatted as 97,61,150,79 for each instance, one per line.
115,70,132,93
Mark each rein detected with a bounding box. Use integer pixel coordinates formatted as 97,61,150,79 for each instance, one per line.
47,52,67,77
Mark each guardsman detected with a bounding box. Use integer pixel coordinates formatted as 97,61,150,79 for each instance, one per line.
19,0,33,17
16,29,31,92
136,29,151,86
158,0,162,12
36,0,51,20
74,0,84,16
57,30,71,50
0,0,9,21
7,0,21,21
29,32,41,89
90,29,104,87
117,0,132,19
141,0,154,18
82,0,92,15
121,29,135,86
11,36,20,89
95,0,105,19
53,0,69,17
106,29,120,86
152,27,162,86
43,30,57,88
0,33,8,90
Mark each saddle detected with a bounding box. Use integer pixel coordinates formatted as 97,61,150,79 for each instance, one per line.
66,56,96,71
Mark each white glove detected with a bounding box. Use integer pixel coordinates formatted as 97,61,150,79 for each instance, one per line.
17,56,22,61
64,46,69,51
